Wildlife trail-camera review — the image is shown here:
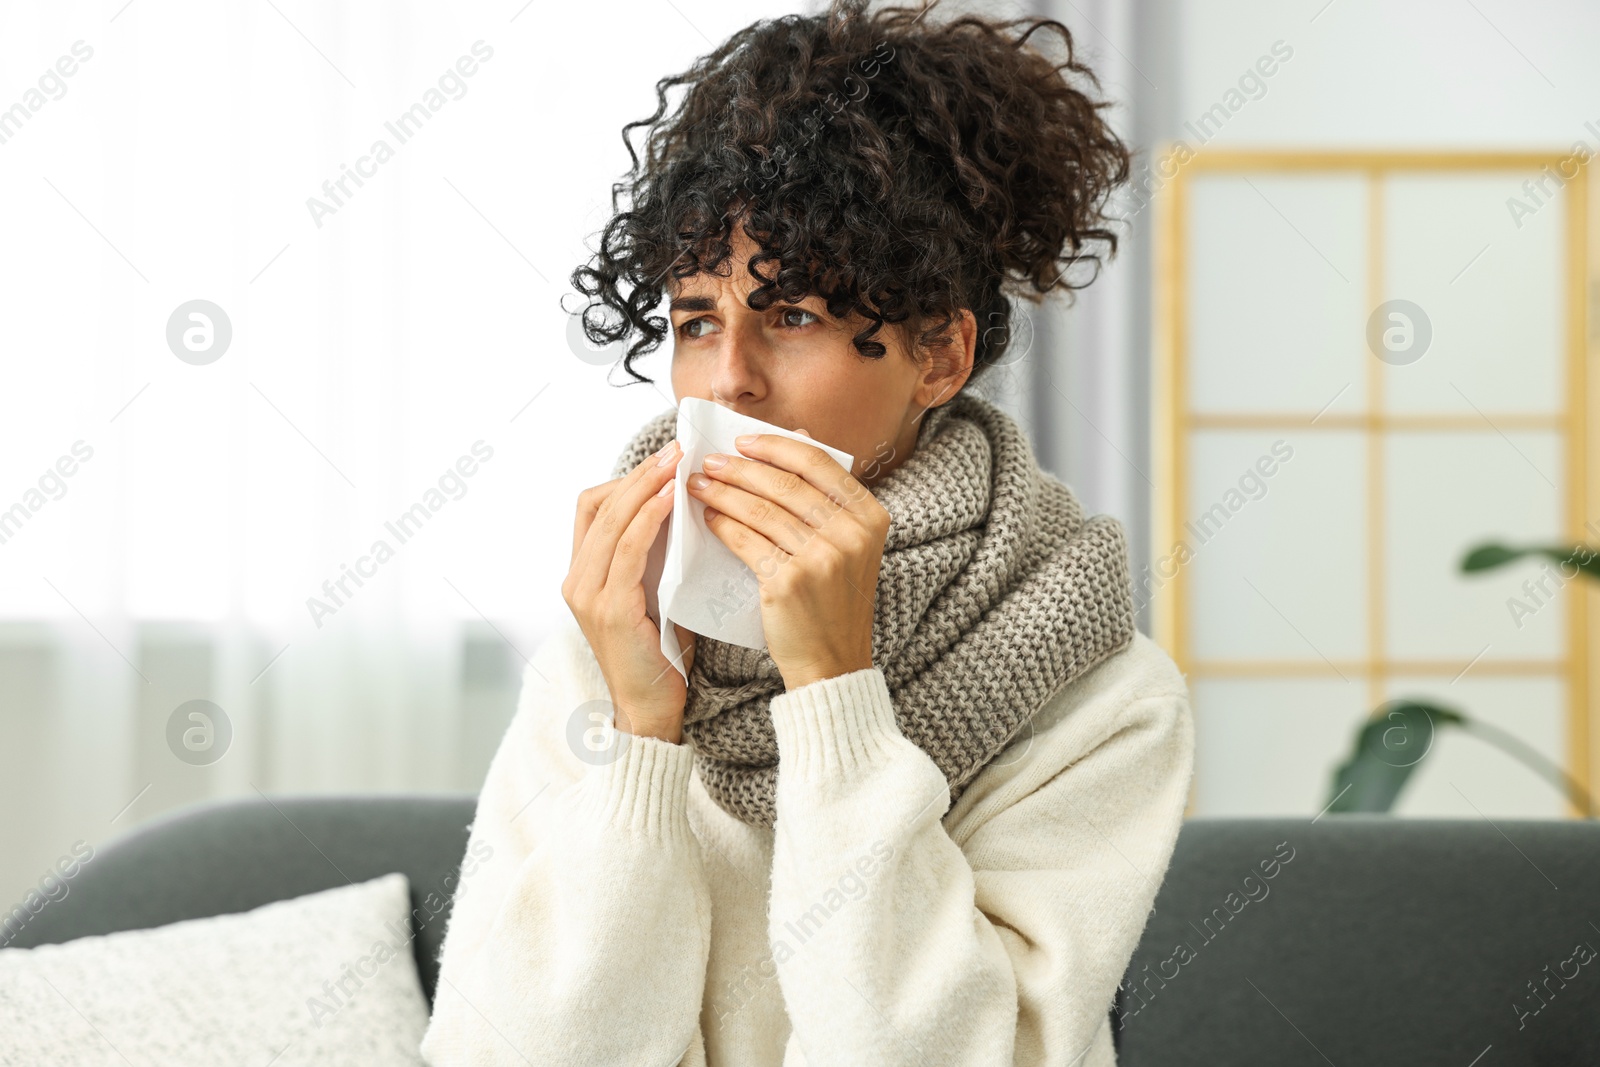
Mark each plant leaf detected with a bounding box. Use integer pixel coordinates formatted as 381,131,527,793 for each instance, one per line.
1461,543,1525,572
1326,700,1464,813
1461,541,1600,580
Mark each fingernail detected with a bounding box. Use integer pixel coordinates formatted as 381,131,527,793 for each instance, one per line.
656,479,673,496
703,453,728,470
688,472,710,489
656,441,678,466
735,434,757,448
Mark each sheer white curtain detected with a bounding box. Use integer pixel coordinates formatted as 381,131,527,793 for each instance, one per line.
0,0,804,908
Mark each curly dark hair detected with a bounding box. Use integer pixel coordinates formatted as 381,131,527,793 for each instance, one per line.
568,0,1132,388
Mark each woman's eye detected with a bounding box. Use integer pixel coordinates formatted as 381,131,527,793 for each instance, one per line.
678,318,720,340
780,308,819,329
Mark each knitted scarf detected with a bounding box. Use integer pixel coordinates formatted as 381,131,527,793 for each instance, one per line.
610,391,1136,830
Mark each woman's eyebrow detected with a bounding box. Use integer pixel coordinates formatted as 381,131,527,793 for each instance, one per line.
669,295,718,313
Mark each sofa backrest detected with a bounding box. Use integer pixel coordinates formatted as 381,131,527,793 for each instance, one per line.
7,798,1598,1065
2,794,476,1003
1112,816,1600,1066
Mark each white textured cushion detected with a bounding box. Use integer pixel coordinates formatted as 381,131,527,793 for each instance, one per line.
0,872,430,1066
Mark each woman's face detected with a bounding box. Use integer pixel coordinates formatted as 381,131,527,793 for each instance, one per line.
667,229,974,486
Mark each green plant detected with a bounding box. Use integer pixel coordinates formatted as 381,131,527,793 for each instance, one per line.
1326,698,1595,816
1460,541,1600,580
1323,540,1598,816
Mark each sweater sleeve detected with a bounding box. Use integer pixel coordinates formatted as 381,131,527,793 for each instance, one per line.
418,632,714,1067
764,666,1194,1066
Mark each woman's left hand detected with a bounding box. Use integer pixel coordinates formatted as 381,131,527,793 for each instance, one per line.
686,431,890,691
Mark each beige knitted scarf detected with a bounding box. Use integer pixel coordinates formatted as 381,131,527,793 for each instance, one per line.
611,391,1136,830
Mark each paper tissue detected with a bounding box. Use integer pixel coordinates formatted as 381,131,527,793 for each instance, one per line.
642,397,855,681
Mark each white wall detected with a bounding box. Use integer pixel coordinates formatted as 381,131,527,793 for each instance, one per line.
1177,0,1599,149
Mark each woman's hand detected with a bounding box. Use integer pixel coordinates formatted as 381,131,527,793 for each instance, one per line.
686,431,889,691
563,440,697,744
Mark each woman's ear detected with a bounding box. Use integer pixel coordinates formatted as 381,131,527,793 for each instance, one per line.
912,308,977,411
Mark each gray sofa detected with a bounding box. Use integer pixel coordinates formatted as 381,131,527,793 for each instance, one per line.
7,795,1598,1065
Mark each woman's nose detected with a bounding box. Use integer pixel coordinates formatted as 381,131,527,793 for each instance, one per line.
707,327,765,406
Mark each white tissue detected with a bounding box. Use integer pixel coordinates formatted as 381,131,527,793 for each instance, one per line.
642,397,855,681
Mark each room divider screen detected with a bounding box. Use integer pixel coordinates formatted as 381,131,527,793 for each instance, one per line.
1150,149,1596,818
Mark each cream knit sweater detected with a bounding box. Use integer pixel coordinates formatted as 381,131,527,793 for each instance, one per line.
418,621,1194,1066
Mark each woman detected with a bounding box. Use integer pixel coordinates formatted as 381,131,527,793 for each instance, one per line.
420,1,1193,1064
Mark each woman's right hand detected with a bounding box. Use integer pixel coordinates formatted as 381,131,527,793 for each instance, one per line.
562,439,697,744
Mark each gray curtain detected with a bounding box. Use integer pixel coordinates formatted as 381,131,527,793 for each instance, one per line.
1019,0,1180,636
